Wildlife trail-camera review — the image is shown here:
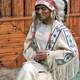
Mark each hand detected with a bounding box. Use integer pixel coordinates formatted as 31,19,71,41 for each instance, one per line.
34,50,48,62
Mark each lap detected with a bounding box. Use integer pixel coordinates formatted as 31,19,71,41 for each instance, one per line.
22,60,48,72
22,60,53,80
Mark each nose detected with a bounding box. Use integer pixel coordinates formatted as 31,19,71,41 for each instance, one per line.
38,9,42,14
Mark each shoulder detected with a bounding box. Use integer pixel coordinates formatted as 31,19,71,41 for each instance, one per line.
51,20,73,38
52,20,66,33
52,20,65,29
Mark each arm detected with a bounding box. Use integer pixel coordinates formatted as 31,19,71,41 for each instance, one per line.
47,27,78,65
23,24,36,61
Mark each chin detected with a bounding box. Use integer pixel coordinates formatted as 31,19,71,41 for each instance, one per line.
39,16,47,20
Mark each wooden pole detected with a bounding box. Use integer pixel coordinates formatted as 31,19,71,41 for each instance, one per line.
25,0,32,16
0,0,11,17
12,0,24,17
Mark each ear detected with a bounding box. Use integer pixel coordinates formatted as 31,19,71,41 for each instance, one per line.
51,11,57,19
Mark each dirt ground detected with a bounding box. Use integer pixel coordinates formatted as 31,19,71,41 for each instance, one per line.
0,67,20,80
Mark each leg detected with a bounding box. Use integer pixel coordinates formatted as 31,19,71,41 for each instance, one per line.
16,62,38,80
16,61,53,80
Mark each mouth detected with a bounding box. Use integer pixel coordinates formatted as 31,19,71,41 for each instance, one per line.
38,15,45,21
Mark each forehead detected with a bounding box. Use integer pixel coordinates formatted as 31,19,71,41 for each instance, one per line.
35,4,51,12
35,4,50,10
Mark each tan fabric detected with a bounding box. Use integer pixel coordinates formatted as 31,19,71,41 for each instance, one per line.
16,20,79,80
16,54,79,80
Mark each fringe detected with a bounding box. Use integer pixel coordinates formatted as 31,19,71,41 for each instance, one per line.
51,54,79,80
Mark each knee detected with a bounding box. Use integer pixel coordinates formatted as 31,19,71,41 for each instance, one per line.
22,62,35,72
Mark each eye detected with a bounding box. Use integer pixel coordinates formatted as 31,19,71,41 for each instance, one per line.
35,7,40,11
35,5,48,11
41,7,47,11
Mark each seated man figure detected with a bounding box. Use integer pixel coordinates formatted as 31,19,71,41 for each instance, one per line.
17,0,79,80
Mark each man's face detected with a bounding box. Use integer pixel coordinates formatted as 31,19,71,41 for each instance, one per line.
35,5,51,21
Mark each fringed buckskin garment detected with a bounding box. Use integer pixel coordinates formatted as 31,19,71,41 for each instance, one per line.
16,20,79,80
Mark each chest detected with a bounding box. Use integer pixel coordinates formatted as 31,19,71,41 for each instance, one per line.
35,24,51,41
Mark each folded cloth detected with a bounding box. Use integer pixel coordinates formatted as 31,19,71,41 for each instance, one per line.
56,53,74,65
